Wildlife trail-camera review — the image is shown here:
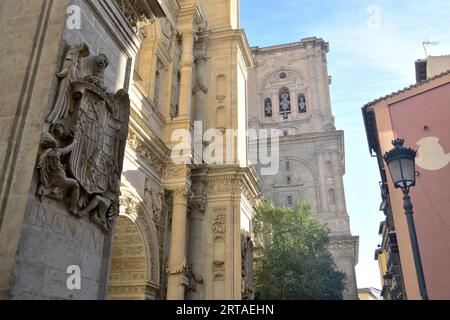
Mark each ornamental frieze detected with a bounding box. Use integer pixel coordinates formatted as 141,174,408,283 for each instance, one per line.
127,131,164,174
114,0,163,28
36,43,130,231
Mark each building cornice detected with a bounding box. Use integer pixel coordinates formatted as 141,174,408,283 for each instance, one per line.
207,29,255,68
114,0,165,28
251,37,329,55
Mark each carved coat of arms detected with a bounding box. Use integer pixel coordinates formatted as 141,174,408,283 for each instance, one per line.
36,43,130,231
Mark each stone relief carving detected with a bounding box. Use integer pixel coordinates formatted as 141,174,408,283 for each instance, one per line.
127,131,164,174
160,18,174,51
216,74,226,103
165,264,187,275
37,43,130,231
164,164,191,182
119,196,159,283
144,179,165,222
212,208,226,242
213,261,225,281
185,264,204,292
114,0,156,29
241,231,255,300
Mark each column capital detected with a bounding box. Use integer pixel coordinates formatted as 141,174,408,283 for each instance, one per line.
173,186,191,205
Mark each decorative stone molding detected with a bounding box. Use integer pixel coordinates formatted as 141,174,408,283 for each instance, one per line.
129,109,170,156
185,264,204,292
171,185,191,206
127,131,164,174
114,0,164,28
119,194,160,284
36,43,130,231
166,263,187,276
213,260,225,281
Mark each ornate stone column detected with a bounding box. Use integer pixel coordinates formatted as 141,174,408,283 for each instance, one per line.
166,186,189,300
193,55,208,123
178,31,196,120
187,201,206,300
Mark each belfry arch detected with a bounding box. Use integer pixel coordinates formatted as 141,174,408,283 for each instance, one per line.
107,188,160,300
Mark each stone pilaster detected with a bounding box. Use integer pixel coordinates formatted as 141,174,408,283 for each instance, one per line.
166,186,190,300
317,152,329,212
178,31,195,120
187,201,206,300
193,55,208,123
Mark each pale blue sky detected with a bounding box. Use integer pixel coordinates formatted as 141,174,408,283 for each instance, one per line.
240,0,450,289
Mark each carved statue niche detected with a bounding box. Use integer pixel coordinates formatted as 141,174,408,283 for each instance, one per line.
36,43,131,231
144,178,165,222
279,87,291,120
264,98,273,118
241,231,255,300
298,94,307,114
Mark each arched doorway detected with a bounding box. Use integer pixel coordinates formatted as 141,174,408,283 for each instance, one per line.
107,191,160,300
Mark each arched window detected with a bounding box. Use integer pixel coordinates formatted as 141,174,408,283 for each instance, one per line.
285,161,290,171
287,195,293,206
298,94,307,113
326,161,333,178
279,87,291,120
286,176,291,185
171,71,181,118
155,70,161,103
328,189,336,205
264,98,273,117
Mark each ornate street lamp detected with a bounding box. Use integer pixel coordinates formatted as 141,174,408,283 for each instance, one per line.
383,139,429,300
382,273,393,300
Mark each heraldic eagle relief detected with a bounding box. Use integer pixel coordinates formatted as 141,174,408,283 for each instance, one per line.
36,43,131,232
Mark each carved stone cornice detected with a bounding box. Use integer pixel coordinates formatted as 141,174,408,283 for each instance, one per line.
127,131,165,175
129,109,169,155
114,0,165,28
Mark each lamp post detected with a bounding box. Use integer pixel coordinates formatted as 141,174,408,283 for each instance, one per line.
383,139,429,300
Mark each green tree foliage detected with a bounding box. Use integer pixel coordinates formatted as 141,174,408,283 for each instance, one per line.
253,201,345,300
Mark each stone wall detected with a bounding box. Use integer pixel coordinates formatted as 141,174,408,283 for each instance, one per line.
4,0,141,300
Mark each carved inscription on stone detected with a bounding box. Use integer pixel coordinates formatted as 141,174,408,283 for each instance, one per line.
36,43,130,231
27,203,104,254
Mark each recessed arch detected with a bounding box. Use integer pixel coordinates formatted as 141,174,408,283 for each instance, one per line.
107,187,161,300
258,66,307,93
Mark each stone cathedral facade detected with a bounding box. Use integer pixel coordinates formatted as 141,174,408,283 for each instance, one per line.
248,39,359,300
0,0,357,300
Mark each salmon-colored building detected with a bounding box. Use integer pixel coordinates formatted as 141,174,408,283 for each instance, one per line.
363,70,450,300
